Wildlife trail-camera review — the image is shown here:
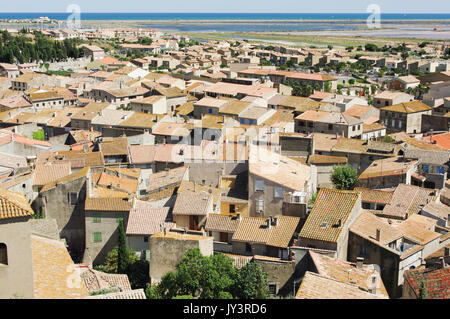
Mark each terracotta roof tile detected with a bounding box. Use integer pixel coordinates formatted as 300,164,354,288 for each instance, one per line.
299,189,360,243
205,214,240,233
79,267,131,293
309,251,389,298
31,235,89,299
296,272,387,299
404,267,450,299
173,192,213,216
232,215,300,248
85,197,133,212
0,187,34,219
33,163,72,187
126,203,173,236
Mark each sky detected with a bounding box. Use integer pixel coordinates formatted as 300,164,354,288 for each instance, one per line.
2,0,449,13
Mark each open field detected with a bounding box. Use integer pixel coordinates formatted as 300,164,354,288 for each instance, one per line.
178,31,435,48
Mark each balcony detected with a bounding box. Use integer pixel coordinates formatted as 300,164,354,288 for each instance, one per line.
284,191,308,205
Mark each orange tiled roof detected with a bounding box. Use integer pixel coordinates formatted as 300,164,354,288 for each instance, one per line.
0,187,34,219
299,189,360,243
31,235,89,299
296,271,387,299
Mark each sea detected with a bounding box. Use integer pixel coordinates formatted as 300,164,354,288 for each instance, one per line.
1,13,450,21
1,13,450,33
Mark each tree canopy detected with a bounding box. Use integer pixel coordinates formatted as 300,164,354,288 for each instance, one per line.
146,248,269,299
331,165,358,190
0,30,86,64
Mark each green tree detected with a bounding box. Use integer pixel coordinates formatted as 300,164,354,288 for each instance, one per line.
95,247,136,273
32,129,45,141
445,47,450,57
324,81,332,93
401,51,409,60
365,43,378,52
308,192,318,207
331,165,358,190
233,262,269,299
145,283,163,299
117,219,129,274
175,248,209,297
147,248,269,299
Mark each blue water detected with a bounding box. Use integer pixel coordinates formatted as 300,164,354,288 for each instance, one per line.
0,12,450,21
142,23,360,33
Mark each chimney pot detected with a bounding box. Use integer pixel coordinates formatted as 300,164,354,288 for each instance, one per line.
273,216,279,226
376,228,381,241
356,257,364,269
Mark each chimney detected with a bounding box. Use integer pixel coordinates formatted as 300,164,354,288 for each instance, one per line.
337,219,342,228
369,275,378,295
193,181,196,192
273,216,279,227
439,257,447,269
267,218,272,229
376,228,381,242
356,257,364,269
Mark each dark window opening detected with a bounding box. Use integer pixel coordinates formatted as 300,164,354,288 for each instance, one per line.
268,284,277,295
0,243,8,265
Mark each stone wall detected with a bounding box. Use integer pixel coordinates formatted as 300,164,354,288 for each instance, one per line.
149,233,213,283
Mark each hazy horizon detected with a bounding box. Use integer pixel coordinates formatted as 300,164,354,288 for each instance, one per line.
1,0,449,14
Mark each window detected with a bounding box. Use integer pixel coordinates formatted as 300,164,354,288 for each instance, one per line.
93,213,101,223
255,180,265,192
245,243,252,252
208,108,213,114
328,124,333,130
93,232,102,243
422,165,429,174
274,187,284,199
359,245,369,258
268,284,277,295
68,192,78,205
144,236,149,243
0,243,7,265
437,166,445,174
229,205,236,214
